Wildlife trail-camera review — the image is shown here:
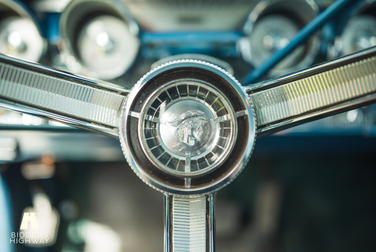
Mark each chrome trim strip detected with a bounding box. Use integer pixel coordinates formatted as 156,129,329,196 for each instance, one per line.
247,47,376,136
0,54,129,94
0,99,119,137
164,195,171,252
165,194,214,252
0,54,129,137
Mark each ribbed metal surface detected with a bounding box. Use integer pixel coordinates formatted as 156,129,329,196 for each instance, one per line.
172,196,206,252
0,62,125,129
249,55,376,129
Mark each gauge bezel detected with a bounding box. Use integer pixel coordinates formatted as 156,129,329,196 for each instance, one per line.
120,60,257,196
59,0,140,80
0,0,46,62
340,15,376,56
241,0,320,76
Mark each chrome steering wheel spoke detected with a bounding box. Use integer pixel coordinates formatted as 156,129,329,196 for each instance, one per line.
165,194,214,252
247,46,376,137
0,54,129,137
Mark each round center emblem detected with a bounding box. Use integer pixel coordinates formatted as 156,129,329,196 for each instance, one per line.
170,110,207,146
120,60,256,195
159,100,218,158
139,80,236,176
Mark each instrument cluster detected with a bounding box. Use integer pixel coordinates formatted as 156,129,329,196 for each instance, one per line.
0,0,375,81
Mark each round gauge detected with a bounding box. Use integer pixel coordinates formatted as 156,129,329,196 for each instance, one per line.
341,15,376,55
248,15,304,71
120,60,257,196
0,17,44,62
139,80,236,177
76,15,139,80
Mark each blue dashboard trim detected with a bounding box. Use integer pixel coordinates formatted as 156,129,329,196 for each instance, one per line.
242,0,362,85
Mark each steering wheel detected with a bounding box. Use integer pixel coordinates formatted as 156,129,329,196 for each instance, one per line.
0,0,376,251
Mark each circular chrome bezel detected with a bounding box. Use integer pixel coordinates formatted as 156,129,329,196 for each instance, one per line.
340,15,376,55
328,2,376,59
0,0,46,62
138,79,237,177
120,60,257,196
59,0,140,80
241,0,320,76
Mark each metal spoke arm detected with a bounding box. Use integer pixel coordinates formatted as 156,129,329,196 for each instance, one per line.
246,47,376,137
165,195,214,252
0,54,129,137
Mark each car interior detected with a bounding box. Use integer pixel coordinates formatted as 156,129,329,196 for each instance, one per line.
0,0,376,251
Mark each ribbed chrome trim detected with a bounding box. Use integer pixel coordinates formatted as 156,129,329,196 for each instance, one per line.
0,54,128,137
165,195,214,252
247,47,376,136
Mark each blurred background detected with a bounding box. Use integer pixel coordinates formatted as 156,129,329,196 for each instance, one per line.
0,0,376,251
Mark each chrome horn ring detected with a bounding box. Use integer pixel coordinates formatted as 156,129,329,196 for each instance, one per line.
119,60,257,196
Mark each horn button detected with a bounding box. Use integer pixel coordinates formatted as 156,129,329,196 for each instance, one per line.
140,81,236,177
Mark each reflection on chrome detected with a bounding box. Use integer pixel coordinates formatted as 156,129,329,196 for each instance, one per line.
246,47,376,136
140,80,236,177
0,1,375,251
59,0,139,80
341,15,376,55
120,60,256,195
0,0,45,62
247,15,301,70
76,15,139,80
242,0,319,76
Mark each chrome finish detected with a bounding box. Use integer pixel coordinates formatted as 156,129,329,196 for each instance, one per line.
241,0,320,76
0,32,376,252
164,194,214,252
0,54,128,137
59,0,139,80
0,101,119,137
246,46,376,136
329,2,376,58
341,15,376,55
120,59,256,196
32,0,72,13
0,0,45,62
139,80,236,177
151,54,234,75
247,15,300,70
121,0,255,31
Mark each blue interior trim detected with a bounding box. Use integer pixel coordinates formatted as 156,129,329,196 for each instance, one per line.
242,0,362,85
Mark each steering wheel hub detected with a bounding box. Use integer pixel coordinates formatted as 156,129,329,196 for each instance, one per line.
140,80,237,177
120,60,256,196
